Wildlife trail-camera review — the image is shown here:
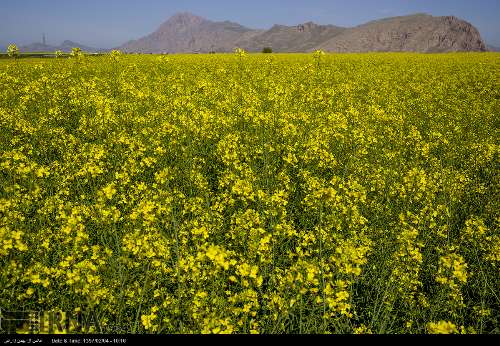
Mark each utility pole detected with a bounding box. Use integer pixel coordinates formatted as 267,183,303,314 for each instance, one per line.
42,33,46,46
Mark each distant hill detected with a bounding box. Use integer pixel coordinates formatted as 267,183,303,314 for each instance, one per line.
20,40,107,53
487,44,500,52
119,12,487,53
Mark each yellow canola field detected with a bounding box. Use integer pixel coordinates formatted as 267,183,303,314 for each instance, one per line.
0,52,499,334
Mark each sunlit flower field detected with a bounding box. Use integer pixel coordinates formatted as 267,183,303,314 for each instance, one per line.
0,52,498,334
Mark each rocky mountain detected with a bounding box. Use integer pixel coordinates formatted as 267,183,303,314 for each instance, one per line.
119,12,487,53
120,12,262,53
316,14,487,52
20,40,106,53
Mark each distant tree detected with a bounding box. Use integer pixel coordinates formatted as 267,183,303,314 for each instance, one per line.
262,47,273,53
7,44,19,58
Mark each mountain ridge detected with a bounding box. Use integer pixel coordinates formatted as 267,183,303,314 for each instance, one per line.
119,12,487,53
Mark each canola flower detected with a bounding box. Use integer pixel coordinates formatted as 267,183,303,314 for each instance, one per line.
427,321,461,334
312,49,326,68
0,51,498,334
234,47,247,59
70,47,83,59
110,50,122,61
7,44,20,58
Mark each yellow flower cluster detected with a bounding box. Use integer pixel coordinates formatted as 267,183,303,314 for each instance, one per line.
427,321,459,334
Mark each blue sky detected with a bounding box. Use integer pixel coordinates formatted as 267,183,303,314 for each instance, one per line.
1,0,499,48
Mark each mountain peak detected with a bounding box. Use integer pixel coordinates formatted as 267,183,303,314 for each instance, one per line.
171,12,200,18
167,12,206,25
297,22,319,31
